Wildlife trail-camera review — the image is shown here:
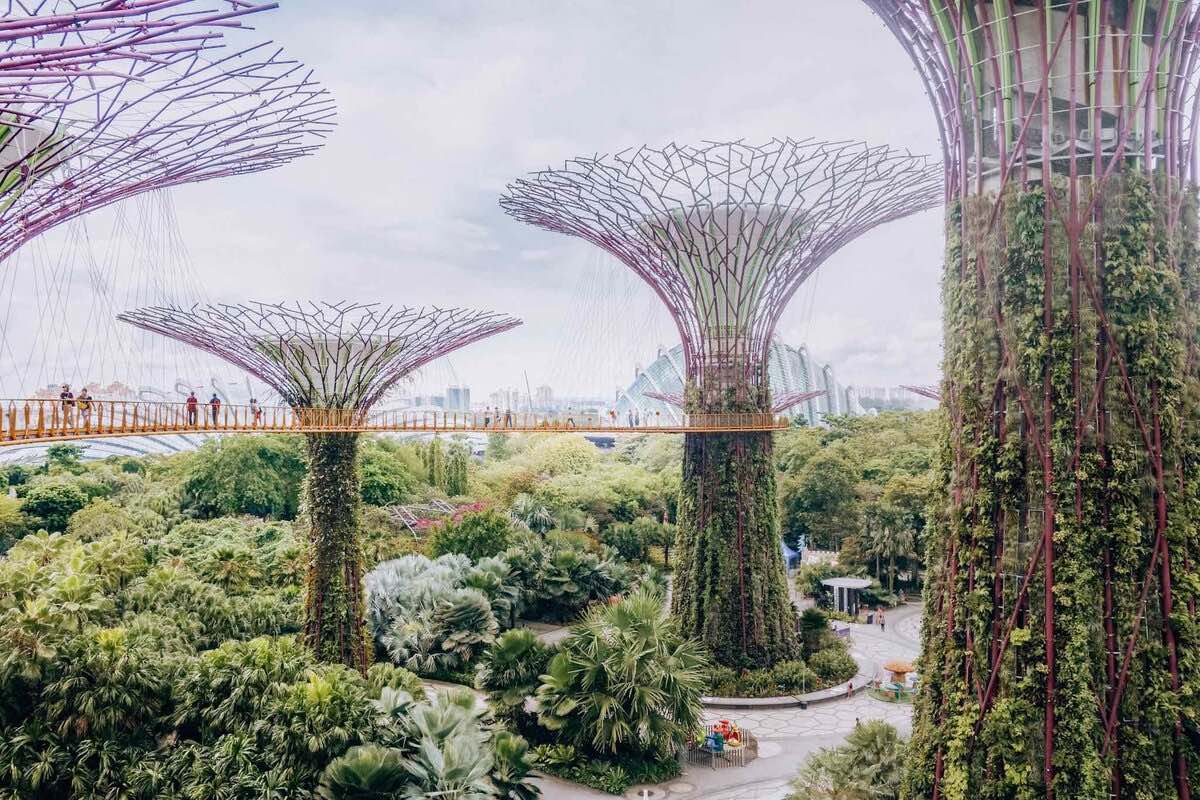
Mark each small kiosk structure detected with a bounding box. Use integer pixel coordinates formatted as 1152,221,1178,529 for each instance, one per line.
821,576,872,616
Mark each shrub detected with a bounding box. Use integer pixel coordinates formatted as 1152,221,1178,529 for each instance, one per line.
171,636,314,739
381,588,497,676
502,534,631,622
21,477,88,531
799,606,828,659
317,744,409,799
66,497,164,541
536,588,708,759
772,660,819,693
364,662,425,700
600,521,646,562
0,493,29,552
427,509,513,560
809,646,857,686
255,666,378,780
475,628,553,723
789,720,905,800
530,744,677,795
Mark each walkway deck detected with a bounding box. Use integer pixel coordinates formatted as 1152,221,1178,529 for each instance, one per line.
0,398,790,446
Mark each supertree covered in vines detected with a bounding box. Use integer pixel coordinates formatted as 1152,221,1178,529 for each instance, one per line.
1,0,335,262
863,2,1200,798
119,302,522,672
502,139,941,668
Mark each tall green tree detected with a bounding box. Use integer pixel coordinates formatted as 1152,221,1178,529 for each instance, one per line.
182,436,305,519
445,443,469,497
781,451,861,551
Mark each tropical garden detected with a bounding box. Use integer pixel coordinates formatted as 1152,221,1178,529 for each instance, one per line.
0,411,935,797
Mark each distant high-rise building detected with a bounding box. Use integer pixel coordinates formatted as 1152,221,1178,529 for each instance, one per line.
487,387,522,411
534,384,553,408
446,385,471,412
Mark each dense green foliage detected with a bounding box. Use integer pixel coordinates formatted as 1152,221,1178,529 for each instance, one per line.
303,432,369,673
427,508,514,560
673,428,799,669
536,588,708,759
908,178,1200,799
790,720,905,800
20,477,88,531
181,435,305,519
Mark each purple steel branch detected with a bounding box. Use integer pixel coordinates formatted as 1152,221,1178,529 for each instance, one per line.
1,2,273,94
900,384,940,402
501,139,941,398
1,0,334,262
118,301,523,412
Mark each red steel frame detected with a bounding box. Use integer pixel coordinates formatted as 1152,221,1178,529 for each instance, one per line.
863,2,1200,797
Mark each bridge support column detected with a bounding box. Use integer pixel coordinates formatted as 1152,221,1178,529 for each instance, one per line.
671,426,798,669
302,431,369,675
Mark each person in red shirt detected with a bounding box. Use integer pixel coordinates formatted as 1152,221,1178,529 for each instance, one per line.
186,392,198,426
209,393,222,425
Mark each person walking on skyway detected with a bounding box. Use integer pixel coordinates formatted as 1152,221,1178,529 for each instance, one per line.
77,388,92,429
209,393,221,425
59,384,74,426
504,408,512,428
186,392,198,426
251,398,262,427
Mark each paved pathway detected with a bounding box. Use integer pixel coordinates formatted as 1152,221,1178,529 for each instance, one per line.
539,602,925,800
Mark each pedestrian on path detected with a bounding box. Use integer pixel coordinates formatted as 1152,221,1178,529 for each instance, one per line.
878,608,886,633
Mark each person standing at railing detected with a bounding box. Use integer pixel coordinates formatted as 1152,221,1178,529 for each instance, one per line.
635,409,641,427
483,407,492,429
186,392,199,426
59,384,75,426
209,393,222,425
251,398,262,427
504,407,512,428
77,389,92,429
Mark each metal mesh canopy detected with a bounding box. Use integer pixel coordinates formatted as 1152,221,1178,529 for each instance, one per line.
501,138,941,397
118,301,523,410
862,1,1200,195
0,0,335,261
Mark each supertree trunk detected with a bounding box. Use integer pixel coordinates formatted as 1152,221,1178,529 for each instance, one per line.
905,177,1200,800
302,431,369,674
672,387,798,669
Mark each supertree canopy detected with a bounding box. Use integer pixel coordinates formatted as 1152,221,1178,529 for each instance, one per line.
862,3,1200,798
0,0,335,262
503,139,940,668
503,139,941,407
120,301,521,672
117,301,522,411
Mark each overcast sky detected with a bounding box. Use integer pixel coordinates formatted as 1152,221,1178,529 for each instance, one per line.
6,1,948,400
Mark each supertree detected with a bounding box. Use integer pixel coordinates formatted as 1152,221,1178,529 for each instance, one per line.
862,3,1200,798
119,301,522,672
1,0,335,262
502,139,941,667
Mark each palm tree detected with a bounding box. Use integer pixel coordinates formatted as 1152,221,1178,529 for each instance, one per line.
865,525,916,594
509,494,555,536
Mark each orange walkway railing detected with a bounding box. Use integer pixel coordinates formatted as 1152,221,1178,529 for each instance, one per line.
0,398,790,446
